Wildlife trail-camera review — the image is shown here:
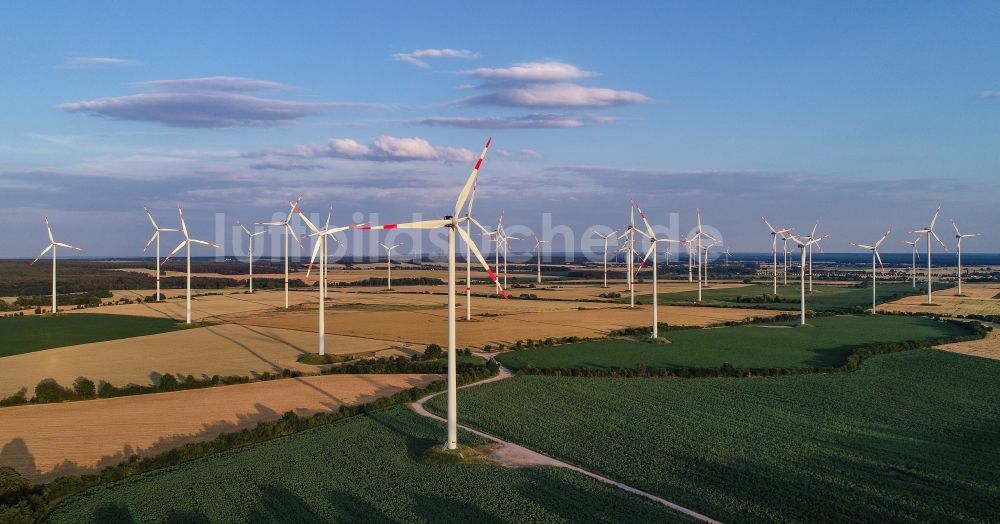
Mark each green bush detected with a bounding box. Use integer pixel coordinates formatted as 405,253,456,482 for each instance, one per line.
33,379,74,403
72,378,96,399
0,389,28,407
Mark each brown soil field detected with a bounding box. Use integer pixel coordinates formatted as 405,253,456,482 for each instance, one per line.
240,304,779,348
0,324,422,397
936,323,1000,361
0,374,438,482
881,283,1000,316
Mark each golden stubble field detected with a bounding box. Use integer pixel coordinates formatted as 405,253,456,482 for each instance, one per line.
882,283,1000,316
0,374,438,482
0,324,423,397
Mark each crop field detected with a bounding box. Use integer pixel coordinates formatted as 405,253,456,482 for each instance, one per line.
46,406,685,523
242,302,778,348
634,282,952,312
937,324,1000,360
497,315,972,371
69,289,319,322
430,350,1000,522
0,374,438,482
882,283,1000,317
0,314,178,358
0,324,420,397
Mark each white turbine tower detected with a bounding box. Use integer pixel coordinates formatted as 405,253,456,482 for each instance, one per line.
361,137,507,450
762,218,790,294
257,199,303,309
30,217,82,314
910,206,947,305
702,240,718,287
951,219,980,296
379,242,402,290
531,234,548,284
618,203,638,307
805,220,821,293
591,229,616,288
632,200,683,339
163,208,222,324
144,208,177,302
298,204,360,357
903,238,920,289
850,227,891,314
500,227,520,291
237,221,264,293
786,232,829,325
693,209,717,302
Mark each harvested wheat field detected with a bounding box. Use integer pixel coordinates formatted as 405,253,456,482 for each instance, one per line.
0,373,438,482
70,289,319,321
240,304,779,348
882,283,1000,316
0,324,422,397
937,324,1000,360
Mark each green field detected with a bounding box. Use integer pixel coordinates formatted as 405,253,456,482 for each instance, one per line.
633,282,950,311
431,350,1000,522
0,314,179,357
497,315,971,371
47,406,685,523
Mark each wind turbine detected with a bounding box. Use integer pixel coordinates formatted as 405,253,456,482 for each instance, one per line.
686,241,695,283
531,234,548,284
379,241,402,290
805,220,821,293
618,203,638,307
762,218,790,294
910,206,947,305
30,217,82,313
632,200,683,339
951,219,980,296
850,227,891,314
237,221,264,293
257,198,303,309
163,208,222,324
701,240,718,288
903,238,920,289
786,232,830,325
144,208,177,302
360,137,506,450
693,209,717,302
591,229,616,288
298,204,361,356
500,227,520,290
723,247,733,265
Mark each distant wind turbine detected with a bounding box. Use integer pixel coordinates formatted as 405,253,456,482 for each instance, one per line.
850,227,891,314
531,234,548,284
951,219,980,296
237,221,264,293
903,237,920,289
379,242,402,290
762,218,790,295
693,209,717,302
787,232,830,325
910,206,947,304
257,198,304,309
633,200,683,339
30,217,82,314
163,208,222,324
144,207,177,302
591,228,617,288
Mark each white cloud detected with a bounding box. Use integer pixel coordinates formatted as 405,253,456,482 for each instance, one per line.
293,135,476,163
457,83,649,109
392,48,479,68
411,114,584,129
520,149,543,160
463,61,594,82
61,56,137,68
135,76,289,92
981,90,1000,98
59,77,382,128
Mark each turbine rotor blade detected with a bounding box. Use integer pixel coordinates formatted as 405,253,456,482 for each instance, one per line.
454,137,491,217
456,224,508,299
31,244,53,265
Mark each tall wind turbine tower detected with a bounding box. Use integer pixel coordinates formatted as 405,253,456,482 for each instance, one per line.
144,208,177,301
850,227,891,314
950,219,980,296
163,208,222,324
237,221,264,293
30,217,82,313
258,199,303,308
910,206,947,304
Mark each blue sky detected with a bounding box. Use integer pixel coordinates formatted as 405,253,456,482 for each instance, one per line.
1,1,998,258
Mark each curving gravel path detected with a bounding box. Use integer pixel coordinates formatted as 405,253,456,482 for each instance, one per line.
408,359,721,524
